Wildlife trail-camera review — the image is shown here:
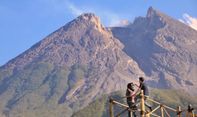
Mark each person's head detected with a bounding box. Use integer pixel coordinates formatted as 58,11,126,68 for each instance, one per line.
127,83,134,91
139,77,144,83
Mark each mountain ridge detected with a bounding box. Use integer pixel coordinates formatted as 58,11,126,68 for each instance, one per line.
111,7,197,94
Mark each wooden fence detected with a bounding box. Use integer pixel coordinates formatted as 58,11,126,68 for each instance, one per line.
109,90,196,117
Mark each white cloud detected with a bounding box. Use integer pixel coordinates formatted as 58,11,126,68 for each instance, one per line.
100,12,121,27
180,13,197,31
103,13,129,27
112,19,130,27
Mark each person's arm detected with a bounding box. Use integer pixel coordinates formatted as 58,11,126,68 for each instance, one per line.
127,88,138,97
134,83,140,87
133,83,142,96
135,83,141,90
126,88,136,98
127,88,133,93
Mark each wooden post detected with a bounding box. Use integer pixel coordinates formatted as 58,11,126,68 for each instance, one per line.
187,104,194,117
146,113,150,117
186,104,195,117
191,111,195,117
129,108,132,117
140,90,145,117
129,109,132,117
177,106,181,117
192,109,195,117
109,98,114,117
160,105,164,117
116,108,130,117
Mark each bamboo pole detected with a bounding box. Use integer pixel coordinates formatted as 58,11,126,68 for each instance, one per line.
129,110,132,117
115,108,128,117
163,107,171,117
109,98,114,117
149,105,160,114
146,113,150,117
129,108,132,117
177,106,181,117
160,106,164,117
147,97,176,112
150,113,161,117
187,104,194,117
112,100,129,108
140,90,145,117
192,112,195,117
188,112,195,117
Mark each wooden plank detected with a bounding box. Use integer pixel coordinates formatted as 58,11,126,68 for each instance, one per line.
163,105,177,112
161,107,164,117
109,99,114,117
141,90,145,117
150,113,161,117
163,107,171,117
115,108,128,117
147,105,160,114
146,97,176,112
112,100,129,108
177,106,182,117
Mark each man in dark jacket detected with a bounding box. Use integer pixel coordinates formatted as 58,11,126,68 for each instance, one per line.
139,77,149,96
137,77,152,111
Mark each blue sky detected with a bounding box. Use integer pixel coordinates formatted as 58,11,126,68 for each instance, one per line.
0,0,197,66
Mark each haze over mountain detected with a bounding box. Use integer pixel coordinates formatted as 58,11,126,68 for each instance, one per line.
0,7,197,117
112,7,197,93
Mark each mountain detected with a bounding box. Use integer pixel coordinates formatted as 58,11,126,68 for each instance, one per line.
0,13,143,117
111,7,197,94
0,7,197,117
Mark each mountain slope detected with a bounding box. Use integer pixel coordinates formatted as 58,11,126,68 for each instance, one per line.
0,13,143,117
111,7,197,94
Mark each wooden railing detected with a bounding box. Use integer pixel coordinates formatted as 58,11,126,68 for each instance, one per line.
109,90,196,117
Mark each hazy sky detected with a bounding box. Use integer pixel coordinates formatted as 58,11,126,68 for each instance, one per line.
0,0,197,66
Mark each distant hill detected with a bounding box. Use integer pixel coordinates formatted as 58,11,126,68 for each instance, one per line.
0,7,197,117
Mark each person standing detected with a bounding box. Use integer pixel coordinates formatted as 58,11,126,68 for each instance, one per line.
126,82,137,117
136,77,152,111
139,77,149,96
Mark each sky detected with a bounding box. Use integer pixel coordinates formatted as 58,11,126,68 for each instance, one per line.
0,0,197,66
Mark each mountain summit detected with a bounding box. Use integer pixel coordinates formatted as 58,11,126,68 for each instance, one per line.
146,6,157,18
0,12,143,117
0,7,197,117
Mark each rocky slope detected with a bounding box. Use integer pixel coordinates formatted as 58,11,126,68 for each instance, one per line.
111,7,197,94
0,13,143,117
